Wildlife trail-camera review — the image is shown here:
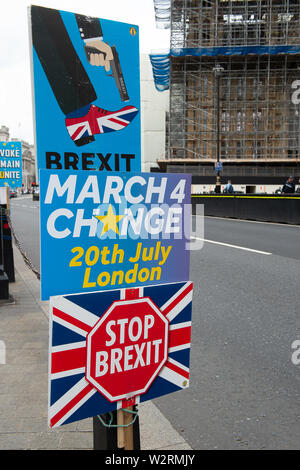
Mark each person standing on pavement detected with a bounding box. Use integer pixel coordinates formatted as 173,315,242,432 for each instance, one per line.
281,176,296,194
223,179,234,194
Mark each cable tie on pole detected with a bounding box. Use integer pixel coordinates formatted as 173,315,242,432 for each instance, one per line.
97,408,138,428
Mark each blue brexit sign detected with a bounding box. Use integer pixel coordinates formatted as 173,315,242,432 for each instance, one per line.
215,162,223,173
40,170,191,301
48,281,193,427
0,142,22,187
29,5,141,173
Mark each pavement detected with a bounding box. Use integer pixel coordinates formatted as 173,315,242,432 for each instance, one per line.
0,242,192,450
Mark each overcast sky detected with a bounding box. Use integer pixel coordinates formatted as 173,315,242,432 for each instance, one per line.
0,0,169,144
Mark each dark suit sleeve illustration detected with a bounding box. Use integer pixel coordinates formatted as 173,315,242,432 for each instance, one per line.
75,14,113,72
75,14,129,101
31,5,97,116
75,14,103,40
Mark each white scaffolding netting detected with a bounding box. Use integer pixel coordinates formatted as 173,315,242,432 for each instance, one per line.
153,0,171,29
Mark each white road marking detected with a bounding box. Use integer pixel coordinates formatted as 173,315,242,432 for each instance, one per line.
191,236,272,255
11,203,38,209
194,214,300,229
11,196,33,201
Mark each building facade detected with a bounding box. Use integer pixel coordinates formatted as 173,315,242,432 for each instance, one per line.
156,0,300,191
140,54,169,172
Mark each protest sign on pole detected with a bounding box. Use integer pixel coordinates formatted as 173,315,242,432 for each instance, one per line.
48,281,193,428
39,170,191,301
29,5,141,174
0,142,22,189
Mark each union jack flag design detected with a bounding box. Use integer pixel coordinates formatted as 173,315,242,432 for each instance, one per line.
65,104,139,144
48,281,193,428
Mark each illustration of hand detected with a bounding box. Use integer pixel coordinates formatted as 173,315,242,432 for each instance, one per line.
84,39,113,72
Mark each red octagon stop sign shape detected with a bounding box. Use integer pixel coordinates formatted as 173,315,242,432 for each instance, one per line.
85,298,169,402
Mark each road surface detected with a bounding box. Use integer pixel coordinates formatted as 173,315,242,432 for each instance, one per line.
9,195,300,449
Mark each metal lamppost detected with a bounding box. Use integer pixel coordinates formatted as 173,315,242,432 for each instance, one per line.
213,64,224,193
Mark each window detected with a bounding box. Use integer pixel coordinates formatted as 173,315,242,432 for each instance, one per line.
221,111,230,132
236,111,246,132
253,79,263,99
252,141,261,159
253,110,262,131
236,141,241,159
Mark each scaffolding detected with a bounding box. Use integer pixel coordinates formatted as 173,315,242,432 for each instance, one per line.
171,0,300,50
167,0,300,171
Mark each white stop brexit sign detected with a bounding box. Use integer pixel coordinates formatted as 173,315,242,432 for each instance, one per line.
85,298,169,402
